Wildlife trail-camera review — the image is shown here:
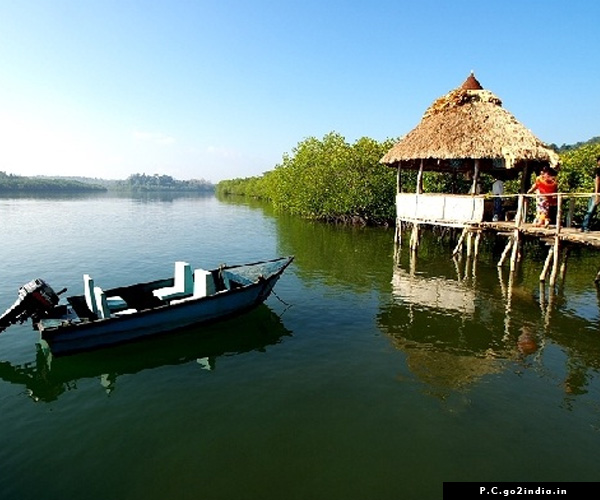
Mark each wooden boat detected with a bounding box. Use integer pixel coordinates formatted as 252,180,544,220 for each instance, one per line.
0,256,293,355
0,305,291,402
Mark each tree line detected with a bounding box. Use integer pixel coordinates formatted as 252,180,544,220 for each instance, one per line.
115,173,213,192
0,171,107,193
216,133,600,226
0,171,214,193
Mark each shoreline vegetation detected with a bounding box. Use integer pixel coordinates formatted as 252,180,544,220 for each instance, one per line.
0,172,214,194
3,135,599,224
217,133,600,226
217,132,400,226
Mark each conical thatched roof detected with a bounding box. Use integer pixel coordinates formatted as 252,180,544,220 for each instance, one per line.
381,73,559,171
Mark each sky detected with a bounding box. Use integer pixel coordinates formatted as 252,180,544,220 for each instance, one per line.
1,1,599,183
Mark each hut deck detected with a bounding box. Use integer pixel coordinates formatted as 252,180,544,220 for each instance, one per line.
474,222,600,248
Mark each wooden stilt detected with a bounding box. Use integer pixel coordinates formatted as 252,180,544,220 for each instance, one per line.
549,236,560,287
498,238,513,267
452,228,467,257
394,219,402,262
539,245,553,282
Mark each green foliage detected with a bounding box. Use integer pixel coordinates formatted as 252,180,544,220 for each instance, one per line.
557,142,600,192
217,134,600,226
217,132,398,225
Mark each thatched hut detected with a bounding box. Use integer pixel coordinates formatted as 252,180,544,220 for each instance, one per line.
381,73,559,225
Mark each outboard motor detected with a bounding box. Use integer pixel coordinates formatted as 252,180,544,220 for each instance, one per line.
0,279,63,333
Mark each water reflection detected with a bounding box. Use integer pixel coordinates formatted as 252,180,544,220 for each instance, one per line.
380,266,516,396
0,305,291,402
380,241,600,399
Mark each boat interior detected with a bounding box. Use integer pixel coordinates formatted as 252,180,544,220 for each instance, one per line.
66,262,250,321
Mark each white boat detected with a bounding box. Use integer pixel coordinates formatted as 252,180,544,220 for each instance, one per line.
0,256,293,355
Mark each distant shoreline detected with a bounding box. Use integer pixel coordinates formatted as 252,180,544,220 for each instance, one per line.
0,172,215,194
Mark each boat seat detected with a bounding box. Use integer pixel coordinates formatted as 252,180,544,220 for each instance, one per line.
83,274,128,315
152,261,194,302
94,286,137,319
170,268,216,305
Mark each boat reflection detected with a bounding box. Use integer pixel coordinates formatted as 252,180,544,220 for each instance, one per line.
0,305,291,402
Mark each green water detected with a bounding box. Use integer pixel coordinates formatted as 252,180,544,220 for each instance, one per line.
1,194,599,499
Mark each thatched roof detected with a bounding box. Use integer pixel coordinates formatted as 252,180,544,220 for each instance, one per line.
381,73,559,171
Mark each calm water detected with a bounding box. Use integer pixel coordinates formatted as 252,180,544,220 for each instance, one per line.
1,193,600,500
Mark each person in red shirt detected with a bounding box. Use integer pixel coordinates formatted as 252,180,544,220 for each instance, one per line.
528,166,558,227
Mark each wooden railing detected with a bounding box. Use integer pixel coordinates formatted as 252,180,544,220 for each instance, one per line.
496,192,595,233
396,191,597,230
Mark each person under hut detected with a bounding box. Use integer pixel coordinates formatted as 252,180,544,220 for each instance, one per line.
580,156,600,232
527,166,558,227
492,175,505,222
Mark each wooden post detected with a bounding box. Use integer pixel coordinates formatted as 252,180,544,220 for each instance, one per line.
555,193,562,234
471,159,480,194
566,197,575,228
394,219,402,247
519,164,531,222
520,162,532,195
416,159,424,195
549,236,560,287
507,194,524,272
452,227,467,257
515,194,524,228
397,165,402,194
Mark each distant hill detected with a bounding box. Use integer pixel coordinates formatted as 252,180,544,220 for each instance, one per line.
114,173,214,192
0,172,107,193
35,176,121,189
549,136,600,153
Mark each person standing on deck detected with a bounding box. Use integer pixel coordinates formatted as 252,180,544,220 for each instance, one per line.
528,167,558,227
492,176,504,222
580,156,600,232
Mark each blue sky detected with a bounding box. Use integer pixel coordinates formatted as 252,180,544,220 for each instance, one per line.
1,1,598,182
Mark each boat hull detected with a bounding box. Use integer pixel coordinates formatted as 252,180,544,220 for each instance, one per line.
39,257,292,355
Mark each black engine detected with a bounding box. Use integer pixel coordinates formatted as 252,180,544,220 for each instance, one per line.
0,279,63,333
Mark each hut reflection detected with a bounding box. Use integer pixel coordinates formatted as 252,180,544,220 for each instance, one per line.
380,249,543,397
385,241,600,400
